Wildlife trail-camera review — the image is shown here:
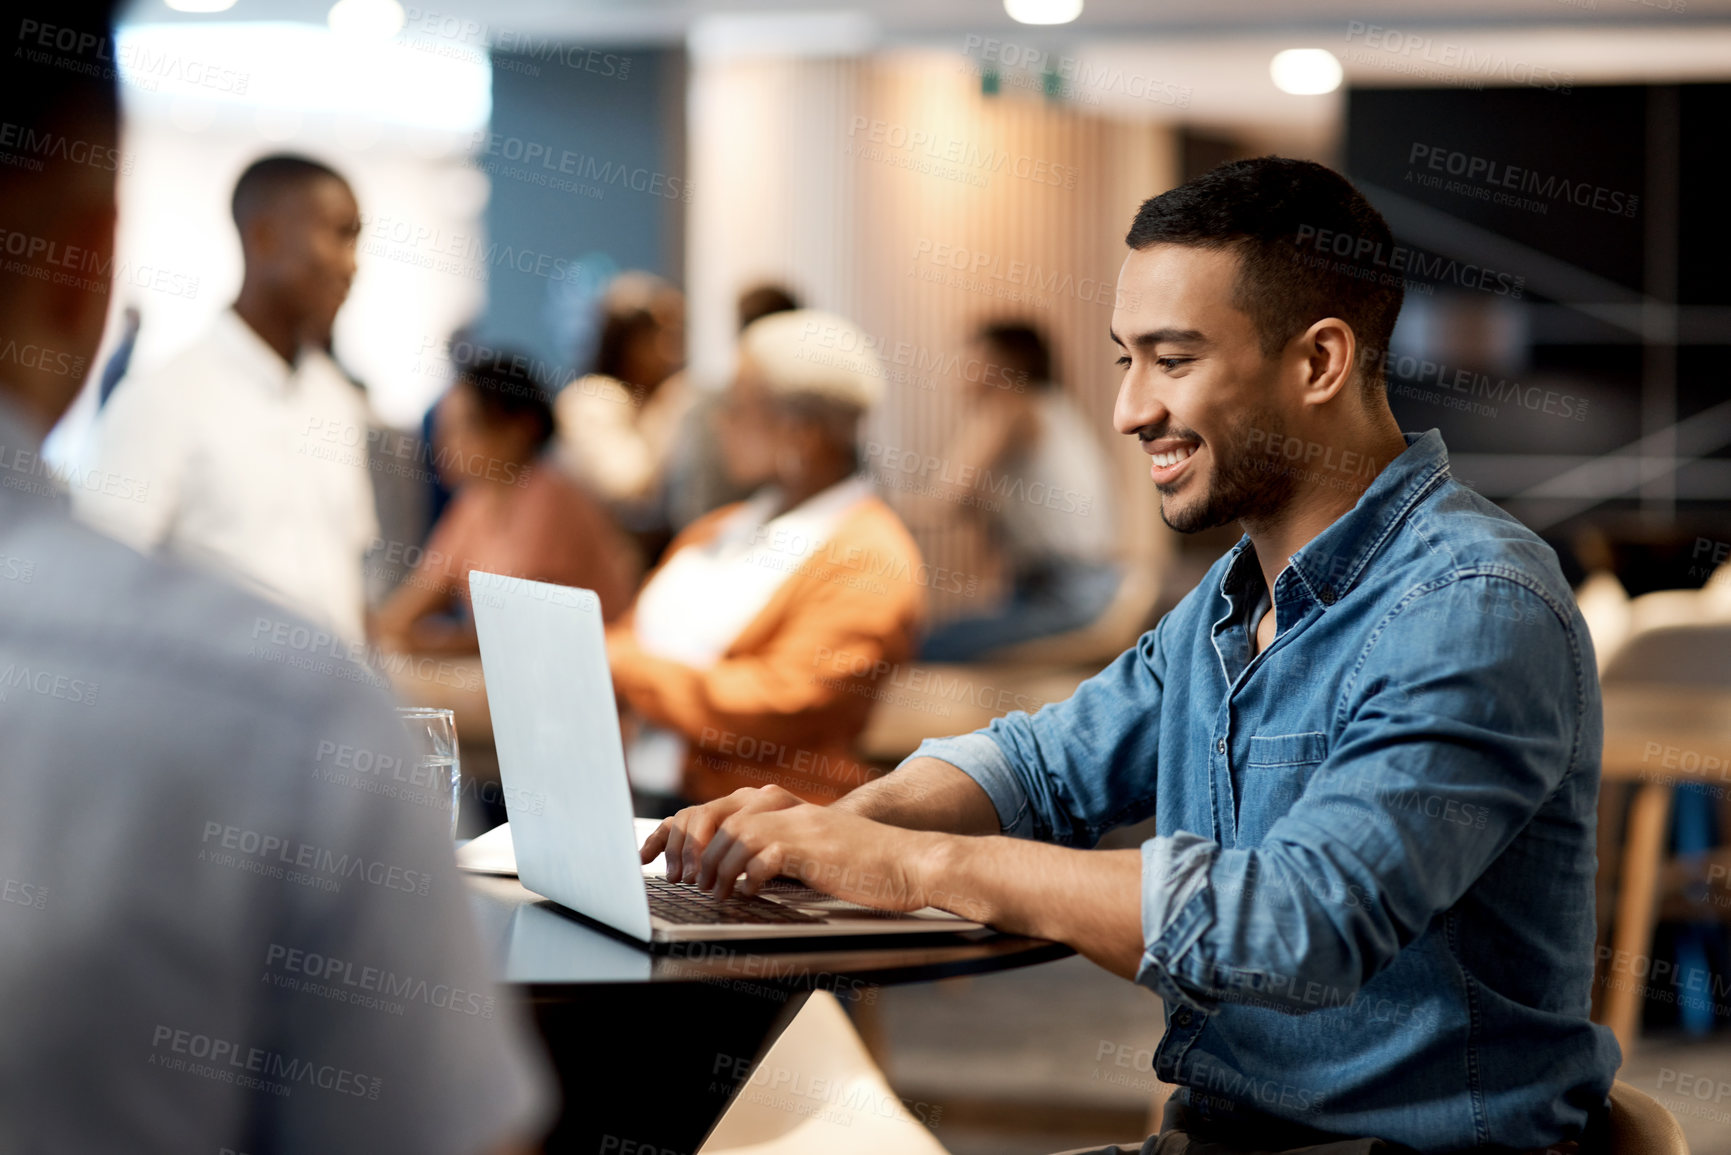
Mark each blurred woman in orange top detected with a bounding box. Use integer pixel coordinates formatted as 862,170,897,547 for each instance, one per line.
607,310,927,810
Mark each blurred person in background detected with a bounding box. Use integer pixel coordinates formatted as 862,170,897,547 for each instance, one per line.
75,153,377,643
916,320,1120,661
0,7,553,1150
662,282,802,534
552,271,688,560
607,309,925,813
371,351,637,655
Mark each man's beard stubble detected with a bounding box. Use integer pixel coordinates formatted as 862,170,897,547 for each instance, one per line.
1156,406,1297,535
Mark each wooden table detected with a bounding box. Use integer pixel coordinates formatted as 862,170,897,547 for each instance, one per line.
464,873,1073,1153
1596,685,1731,1059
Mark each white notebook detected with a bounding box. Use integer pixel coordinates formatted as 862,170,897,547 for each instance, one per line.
458,818,669,877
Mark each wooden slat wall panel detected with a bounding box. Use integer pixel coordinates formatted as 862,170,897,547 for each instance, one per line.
688,51,1178,622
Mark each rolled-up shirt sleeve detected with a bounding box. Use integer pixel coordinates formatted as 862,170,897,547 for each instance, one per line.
898,619,1169,847
1133,573,1591,1015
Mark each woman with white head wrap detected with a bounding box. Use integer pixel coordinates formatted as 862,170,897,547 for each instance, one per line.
606,310,928,810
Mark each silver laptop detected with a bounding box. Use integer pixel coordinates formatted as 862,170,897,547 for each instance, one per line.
468,570,985,944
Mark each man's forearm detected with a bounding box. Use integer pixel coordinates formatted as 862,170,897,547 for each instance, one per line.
920,833,1145,979
834,756,1001,835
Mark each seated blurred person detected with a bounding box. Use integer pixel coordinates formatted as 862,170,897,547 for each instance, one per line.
76,154,376,643
372,353,637,655
917,321,1120,661
552,272,688,536
607,310,925,811
663,282,802,534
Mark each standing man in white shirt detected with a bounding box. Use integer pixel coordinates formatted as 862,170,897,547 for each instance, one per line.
77,154,378,642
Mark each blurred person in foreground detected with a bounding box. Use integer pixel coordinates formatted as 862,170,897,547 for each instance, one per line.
661,282,803,534
643,158,1618,1154
607,309,925,812
75,152,377,642
371,350,637,655
0,8,553,1152
552,272,688,538
913,320,1120,661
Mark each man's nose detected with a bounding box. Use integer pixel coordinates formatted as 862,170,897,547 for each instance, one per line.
1113,372,1168,438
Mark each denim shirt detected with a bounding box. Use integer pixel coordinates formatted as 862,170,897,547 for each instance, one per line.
907,431,1620,1151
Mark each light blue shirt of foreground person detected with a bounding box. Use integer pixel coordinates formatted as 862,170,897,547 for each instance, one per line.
0,396,553,1154
906,430,1620,1151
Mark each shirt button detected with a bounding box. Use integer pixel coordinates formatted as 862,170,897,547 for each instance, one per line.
1319,587,1338,605
1216,738,1227,754
1174,1008,1194,1027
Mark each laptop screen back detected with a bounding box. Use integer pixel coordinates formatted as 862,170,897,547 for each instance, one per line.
469,571,653,941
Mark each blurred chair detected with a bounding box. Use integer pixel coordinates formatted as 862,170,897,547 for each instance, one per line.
1607,1080,1689,1154
699,991,949,1155
859,446,1170,762
1581,562,1731,679
1574,570,1634,677
1580,564,1731,1058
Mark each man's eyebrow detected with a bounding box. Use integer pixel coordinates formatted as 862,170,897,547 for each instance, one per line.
1109,326,1208,350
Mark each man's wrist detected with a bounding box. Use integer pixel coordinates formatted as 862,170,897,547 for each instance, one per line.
913,831,995,925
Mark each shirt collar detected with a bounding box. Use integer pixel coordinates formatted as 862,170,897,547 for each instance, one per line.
1287,429,1451,607
1217,429,1452,612
213,308,298,392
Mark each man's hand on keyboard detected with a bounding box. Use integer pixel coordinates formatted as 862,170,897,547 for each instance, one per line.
640,785,807,884
639,785,935,910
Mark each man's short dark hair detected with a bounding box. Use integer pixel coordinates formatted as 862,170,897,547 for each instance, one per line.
231,154,349,230
457,353,555,449
1124,156,1402,390
736,284,800,333
976,320,1053,390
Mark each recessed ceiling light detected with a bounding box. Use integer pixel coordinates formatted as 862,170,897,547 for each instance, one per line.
1004,0,1083,26
328,0,404,40
1270,48,1343,95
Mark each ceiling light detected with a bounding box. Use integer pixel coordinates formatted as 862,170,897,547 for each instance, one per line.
688,10,878,60
1004,0,1083,26
1270,48,1343,95
327,0,404,40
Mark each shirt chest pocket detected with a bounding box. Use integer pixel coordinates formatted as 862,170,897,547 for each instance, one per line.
1240,731,1329,840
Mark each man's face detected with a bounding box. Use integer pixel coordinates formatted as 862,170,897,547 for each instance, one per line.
264,176,360,341
433,382,520,488
1110,244,1296,534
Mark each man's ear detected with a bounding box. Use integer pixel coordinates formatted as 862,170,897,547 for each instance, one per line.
241,213,280,266
1295,317,1356,408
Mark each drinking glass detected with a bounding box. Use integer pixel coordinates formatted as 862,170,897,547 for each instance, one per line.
396,706,461,840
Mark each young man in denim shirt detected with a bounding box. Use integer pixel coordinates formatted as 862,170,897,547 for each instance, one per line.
644,157,1621,1153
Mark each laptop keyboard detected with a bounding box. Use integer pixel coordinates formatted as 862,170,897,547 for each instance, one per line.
645,876,825,925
